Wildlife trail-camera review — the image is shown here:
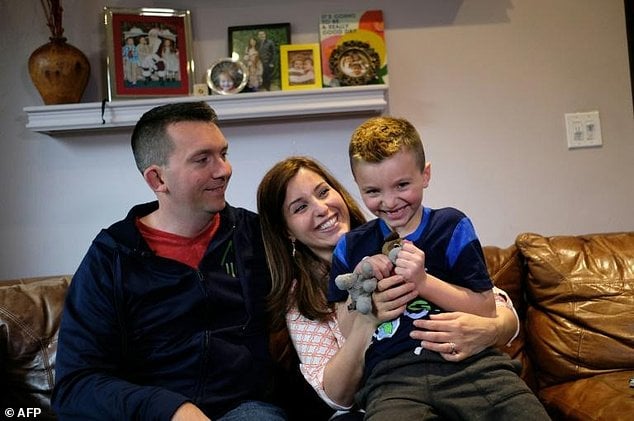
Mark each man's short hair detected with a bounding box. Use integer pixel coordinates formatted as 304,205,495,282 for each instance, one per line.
131,101,218,173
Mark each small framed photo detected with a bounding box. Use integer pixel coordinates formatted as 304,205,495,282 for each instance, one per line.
228,23,291,92
280,44,322,91
206,58,248,95
103,7,194,100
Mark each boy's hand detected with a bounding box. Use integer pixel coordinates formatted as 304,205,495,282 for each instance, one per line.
373,274,417,322
354,253,393,280
392,240,427,292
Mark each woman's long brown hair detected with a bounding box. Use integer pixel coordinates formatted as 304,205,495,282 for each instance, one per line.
257,156,366,331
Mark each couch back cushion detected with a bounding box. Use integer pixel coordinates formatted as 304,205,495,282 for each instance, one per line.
515,232,634,388
0,276,71,420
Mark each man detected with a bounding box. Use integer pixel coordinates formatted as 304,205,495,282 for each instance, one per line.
257,30,276,91
52,102,286,421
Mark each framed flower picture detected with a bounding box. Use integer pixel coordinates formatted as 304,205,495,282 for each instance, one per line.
280,44,322,91
103,7,194,100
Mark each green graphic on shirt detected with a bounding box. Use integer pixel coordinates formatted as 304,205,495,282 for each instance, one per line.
374,318,400,340
404,298,432,319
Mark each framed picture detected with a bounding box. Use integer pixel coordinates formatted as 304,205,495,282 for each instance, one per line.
328,40,381,86
103,7,194,100
280,44,322,91
228,23,291,92
206,58,248,95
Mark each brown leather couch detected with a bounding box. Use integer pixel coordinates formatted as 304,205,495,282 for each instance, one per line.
2,232,633,420
484,232,634,420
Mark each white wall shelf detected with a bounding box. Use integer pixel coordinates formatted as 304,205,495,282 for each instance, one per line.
24,85,388,134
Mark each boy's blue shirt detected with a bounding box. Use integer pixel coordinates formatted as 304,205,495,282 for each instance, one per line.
328,206,493,374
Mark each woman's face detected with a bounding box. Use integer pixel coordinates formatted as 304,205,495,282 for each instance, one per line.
283,168,351,261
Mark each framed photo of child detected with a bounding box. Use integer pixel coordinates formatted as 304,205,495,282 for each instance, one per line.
206,58,248,95
280,44,322,91
228,23,291,92
103,7,194,100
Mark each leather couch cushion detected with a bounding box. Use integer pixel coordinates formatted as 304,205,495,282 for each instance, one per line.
516,232,634,388
538,370,634,421
0,276,71,420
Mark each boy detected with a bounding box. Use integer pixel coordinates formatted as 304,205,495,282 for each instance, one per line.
328,116,549,419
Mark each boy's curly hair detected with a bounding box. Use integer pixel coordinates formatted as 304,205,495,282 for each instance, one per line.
349,116,426,173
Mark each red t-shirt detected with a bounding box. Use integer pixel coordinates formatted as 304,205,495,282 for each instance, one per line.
136,213,221,268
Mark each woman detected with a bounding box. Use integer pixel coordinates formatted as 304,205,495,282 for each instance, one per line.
257,156,519,417
244,37,263,91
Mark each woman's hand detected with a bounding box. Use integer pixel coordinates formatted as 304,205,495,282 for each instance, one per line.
409,312,501,362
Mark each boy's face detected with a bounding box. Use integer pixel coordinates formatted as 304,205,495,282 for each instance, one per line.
353,150,430,237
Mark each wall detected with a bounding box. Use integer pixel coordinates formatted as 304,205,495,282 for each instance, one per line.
1,0,632,279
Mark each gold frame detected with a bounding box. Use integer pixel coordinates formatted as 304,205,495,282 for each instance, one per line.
103,7,194,100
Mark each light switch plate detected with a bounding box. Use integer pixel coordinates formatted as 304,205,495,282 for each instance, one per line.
565,111,602,149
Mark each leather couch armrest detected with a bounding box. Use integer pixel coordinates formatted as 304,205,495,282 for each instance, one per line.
0,275,71,419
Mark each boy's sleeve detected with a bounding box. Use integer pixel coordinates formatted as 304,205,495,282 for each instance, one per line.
327,236,352,303
447,217,494,292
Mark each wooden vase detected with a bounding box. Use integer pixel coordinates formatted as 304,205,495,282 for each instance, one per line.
28,37,90,105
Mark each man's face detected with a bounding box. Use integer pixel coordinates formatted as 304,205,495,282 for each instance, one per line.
160,121,232,217
258,31,266,41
